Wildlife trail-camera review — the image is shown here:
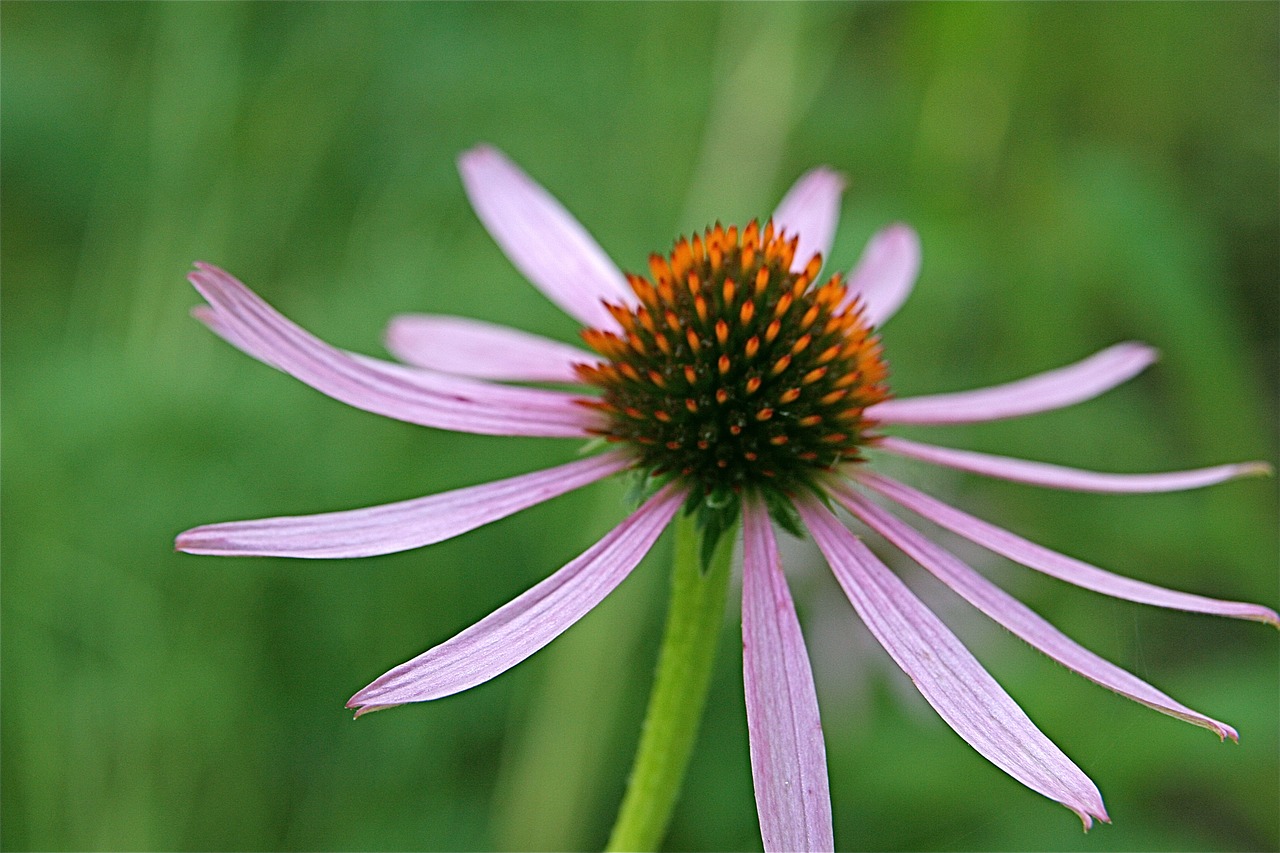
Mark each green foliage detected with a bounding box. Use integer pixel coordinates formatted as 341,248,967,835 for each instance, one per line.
2,3,1276,851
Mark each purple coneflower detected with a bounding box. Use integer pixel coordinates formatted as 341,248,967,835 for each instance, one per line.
178,145,1275,851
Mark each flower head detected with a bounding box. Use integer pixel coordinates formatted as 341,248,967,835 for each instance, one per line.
178,145,1276,849
578,220,889,494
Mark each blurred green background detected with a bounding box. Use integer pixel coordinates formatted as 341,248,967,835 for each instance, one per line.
3,3,1277,851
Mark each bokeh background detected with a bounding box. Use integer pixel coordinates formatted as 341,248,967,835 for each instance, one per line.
3,3,1277,851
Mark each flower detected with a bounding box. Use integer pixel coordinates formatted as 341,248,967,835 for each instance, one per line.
178,145,1276,851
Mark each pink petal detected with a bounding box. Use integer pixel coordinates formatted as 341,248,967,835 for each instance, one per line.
201,297,585,424
877,436,1272,493
195,266,588,415
843,223,921,328
795,496,1109,828
831,482,1239,740
192,304,283,370
867,342,1159,425
189,264,599,438
770,167,846,274
175,451,632,559
384,314,593,383
458,145,634,330
741,498,834,853
857,472,1280,626
346,484,685,713
202,296,582,420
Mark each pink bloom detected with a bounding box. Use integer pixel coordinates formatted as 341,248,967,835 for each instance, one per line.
177,145,1276,850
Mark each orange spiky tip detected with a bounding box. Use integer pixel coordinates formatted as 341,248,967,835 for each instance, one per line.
576,220,890,498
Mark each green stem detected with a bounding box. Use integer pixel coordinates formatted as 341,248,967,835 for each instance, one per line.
605,510,736,852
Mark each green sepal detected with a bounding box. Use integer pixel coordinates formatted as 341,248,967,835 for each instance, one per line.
577,436,611,457
685,488,741,573
622,467,668,509
762,488,805,538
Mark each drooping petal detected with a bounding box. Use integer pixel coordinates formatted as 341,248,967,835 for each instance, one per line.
457,145,633,329
201,296,582,420
194,266,590,417
843,223,921,328
192,304,282,370
867,342,1159,425
741,498,834,853
346,484,685,714
176,451,632,559
877,436,1272,494
189,264,600,438
200,297,589,426
830,482,1239,739
795,496,1109,828
384,314,593,383
856,472,1280,626
770,167,846,274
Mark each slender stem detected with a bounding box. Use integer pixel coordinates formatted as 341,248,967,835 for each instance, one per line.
605,510,736,852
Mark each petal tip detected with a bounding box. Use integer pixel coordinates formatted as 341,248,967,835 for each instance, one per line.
188,262,238,291
1110,340,1160,369
1076,800,1111,832
1239,461,1274,479
885,221,920,241
457,143,503,173
1125,340,1160,362
347,692,400,718
174,527,251,558
812,164,848,190
346,690,374,713
174,529,200,554
382,314,414,353
872,222,921,260
191,260,225,278
893,227,922,266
